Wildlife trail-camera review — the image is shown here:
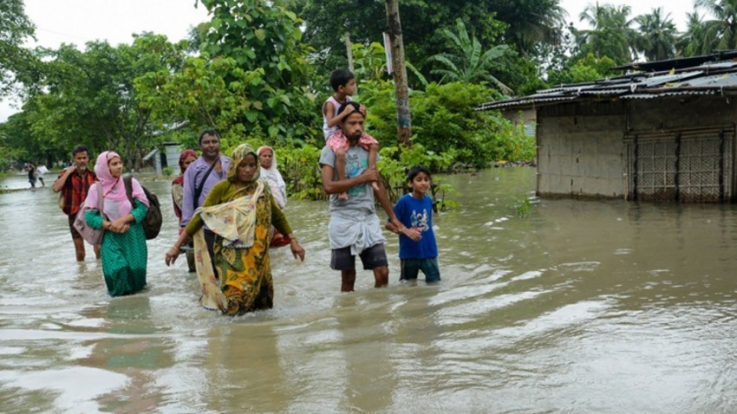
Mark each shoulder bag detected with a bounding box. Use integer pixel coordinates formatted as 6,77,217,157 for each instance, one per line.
73,182,105,245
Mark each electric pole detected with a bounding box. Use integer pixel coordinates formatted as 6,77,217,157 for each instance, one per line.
384,0,412,146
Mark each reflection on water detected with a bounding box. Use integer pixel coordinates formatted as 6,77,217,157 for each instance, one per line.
1,168,736,413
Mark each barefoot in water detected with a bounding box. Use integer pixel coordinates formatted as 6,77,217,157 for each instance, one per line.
339,192,349,200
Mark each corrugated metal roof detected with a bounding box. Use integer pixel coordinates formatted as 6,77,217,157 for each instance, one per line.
666,72,737,88
699,61,737,69
642,71,703,87
478,95,577,110
479,57,737,111
622,90,717,99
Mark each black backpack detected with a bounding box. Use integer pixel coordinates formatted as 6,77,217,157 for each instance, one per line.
123,176,162,240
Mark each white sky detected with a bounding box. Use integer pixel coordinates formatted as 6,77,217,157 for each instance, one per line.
0,0,706,123
0,0,210,122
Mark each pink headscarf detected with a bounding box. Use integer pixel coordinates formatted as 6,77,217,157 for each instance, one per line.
84,151,149,217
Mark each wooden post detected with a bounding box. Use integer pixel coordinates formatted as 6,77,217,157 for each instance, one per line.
344,30,354,73
384,0,412,146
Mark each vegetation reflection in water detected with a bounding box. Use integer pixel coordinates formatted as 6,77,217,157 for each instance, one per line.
0,168,736,413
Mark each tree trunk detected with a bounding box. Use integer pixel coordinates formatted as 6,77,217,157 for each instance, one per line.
384,0,412,146
344,30,354,73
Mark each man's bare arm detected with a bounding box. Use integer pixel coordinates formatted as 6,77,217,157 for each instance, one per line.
52,167,75,193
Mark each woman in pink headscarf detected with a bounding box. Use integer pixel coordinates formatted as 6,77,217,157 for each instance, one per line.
171,149,199,224
82,151,150,296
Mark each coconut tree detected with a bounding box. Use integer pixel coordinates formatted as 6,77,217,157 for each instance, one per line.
429,18,513,94
695,0,737,50
635,8,678,61
676,12,713,56
576,3,639,64
504,0,569,57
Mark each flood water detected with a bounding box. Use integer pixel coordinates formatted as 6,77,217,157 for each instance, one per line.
1,168,736,413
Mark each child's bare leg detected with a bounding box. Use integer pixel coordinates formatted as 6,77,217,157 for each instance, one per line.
336,147,349,200
368,143,380,192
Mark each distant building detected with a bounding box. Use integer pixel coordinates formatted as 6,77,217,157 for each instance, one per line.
479,52,737,203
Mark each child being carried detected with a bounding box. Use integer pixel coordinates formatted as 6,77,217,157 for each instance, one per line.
323,69,380,200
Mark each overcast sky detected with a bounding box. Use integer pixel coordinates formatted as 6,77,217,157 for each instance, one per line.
0,0,705,123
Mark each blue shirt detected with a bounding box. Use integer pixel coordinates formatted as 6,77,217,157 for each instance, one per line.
394,194,438,259
181,155,231,227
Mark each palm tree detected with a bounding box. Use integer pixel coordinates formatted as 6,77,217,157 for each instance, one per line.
576,2,638,64
507,2,569,57
429,19,513,93
676,12,713,56
635,8,678,61
695,0,737,50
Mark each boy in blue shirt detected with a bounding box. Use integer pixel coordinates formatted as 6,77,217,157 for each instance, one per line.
386,165,441,283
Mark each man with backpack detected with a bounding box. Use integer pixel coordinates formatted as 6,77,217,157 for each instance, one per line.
181,130,231,261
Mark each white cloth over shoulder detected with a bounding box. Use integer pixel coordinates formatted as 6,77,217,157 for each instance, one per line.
328,208,386,255
196,181,264,249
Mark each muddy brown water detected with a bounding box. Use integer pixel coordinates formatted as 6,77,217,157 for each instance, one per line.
0,168,736,413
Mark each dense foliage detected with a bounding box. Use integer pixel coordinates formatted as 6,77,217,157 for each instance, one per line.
0,0,35,98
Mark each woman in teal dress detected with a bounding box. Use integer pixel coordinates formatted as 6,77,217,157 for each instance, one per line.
83,151,149,296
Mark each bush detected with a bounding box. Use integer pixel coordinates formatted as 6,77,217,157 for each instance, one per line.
358,80,534,167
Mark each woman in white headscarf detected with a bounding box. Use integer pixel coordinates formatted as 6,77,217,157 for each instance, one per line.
257,146,290,247
257,146,287,209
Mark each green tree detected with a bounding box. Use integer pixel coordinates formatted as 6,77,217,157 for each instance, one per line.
429,19,513,93
291,0,567,80
0,110,37,169
695,0,737,51
574,3,638,65
181,0,319,143
676,12,713,56
0,0,36,98
492,0,568,57
635,8,678,61
25,35,179,168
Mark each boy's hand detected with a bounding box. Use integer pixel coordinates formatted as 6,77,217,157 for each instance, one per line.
402,227,422,241
359,104,368,117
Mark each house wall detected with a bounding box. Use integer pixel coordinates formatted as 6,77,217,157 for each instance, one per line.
537,101,626,198
625,97,737,202
535,97,737,201
626,96,735,132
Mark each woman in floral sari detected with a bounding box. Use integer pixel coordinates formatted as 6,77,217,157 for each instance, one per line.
165,144,305,315
83,151,149,296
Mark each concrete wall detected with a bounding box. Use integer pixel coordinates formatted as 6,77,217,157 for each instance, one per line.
537,101,626,198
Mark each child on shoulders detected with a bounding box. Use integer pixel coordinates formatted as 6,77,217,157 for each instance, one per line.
323,69,380,200
386,165,441,283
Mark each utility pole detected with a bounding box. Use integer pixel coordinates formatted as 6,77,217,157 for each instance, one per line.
344,30,354,73
384,0,412,146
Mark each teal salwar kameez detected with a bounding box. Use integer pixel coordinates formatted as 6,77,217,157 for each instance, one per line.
86,199,148,296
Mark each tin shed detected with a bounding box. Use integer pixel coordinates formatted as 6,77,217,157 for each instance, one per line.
479,53,737,203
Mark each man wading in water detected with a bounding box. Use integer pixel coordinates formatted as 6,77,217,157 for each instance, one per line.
319,102,418,291
53,145,101,261
180,130,231,263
